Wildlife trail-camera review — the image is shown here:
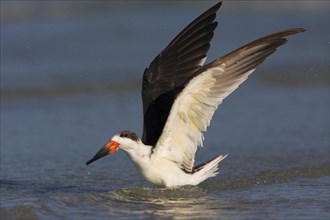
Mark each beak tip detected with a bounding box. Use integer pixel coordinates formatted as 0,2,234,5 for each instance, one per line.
86,141,118,166
86,158,94,166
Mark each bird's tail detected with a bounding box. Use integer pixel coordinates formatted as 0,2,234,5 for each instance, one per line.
191,154,228,185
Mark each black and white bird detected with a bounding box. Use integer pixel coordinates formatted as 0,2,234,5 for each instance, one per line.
86,2,304,187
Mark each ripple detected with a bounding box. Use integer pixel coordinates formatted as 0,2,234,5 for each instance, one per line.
0,206,39,220
201,163,330,191
109,185,207,203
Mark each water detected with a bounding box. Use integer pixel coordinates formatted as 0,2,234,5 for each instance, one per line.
1,1,329,219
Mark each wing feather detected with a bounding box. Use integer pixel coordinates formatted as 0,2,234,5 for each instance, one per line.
142,2,222,146
152,28,305,172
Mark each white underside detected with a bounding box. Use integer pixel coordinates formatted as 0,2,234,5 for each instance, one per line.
126,149,227,187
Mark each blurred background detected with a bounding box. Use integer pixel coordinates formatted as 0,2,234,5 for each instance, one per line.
1,1,328,94
1,1,329,219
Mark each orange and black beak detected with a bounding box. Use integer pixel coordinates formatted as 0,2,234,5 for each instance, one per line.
86,141,120,165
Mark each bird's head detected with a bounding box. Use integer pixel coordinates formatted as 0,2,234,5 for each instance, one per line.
86,130,140,165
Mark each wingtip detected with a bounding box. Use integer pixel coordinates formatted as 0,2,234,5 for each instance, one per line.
297,28,306,32
289,27,306,34
210,1,223,12
215,1,223,8
281,28,306,37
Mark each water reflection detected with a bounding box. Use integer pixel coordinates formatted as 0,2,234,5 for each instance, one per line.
108,186,219,219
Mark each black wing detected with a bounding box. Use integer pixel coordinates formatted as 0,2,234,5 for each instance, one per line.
141,2,222,146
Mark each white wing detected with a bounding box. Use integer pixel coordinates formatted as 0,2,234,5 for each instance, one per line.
151,28,304,172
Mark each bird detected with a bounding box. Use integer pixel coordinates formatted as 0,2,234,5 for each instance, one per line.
86,1,304,187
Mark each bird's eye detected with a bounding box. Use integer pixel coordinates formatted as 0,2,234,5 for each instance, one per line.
120,132,128,138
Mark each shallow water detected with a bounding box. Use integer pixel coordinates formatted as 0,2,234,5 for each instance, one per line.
1,1,329,220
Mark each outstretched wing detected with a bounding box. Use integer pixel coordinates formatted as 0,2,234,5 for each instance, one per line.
142,2,222,146
152,28,305,172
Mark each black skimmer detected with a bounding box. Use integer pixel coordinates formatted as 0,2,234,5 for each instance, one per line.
86,2,304,187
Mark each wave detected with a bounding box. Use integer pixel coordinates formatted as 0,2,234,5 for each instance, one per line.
104,163,329,202
0,206,39,220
